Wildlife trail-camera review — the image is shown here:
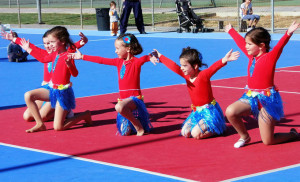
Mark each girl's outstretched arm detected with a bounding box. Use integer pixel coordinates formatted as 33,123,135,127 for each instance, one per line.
69,49,118,66
152,49,185,78
225,23,248,56
65,55,78,77
69,48,83,60
1,30,14,41
224,23,233,33
287,21,300,36
149,51,160,65
222,49,240,64
19,38,32,53
79,32,88,46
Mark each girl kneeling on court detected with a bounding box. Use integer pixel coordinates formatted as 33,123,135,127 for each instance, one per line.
224,22,300,148
151,48,240,139
70,34,157,136
1,26,92,133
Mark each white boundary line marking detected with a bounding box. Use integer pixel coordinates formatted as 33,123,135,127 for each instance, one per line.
221,163,300,182
276,70,300,73
212,85,300,95
0,142,197,182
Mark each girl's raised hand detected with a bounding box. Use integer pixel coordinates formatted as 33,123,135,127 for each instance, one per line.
222,49,240,64
287,21,300,36
65,55,72,67
149,49,161,65
224,23,233,33
20,38,32,53
79,32,88,45
1,30,14,41
69,48,83,60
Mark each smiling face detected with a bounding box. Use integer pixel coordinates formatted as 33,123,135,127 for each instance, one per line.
43,37,52,54
245,36,263,57
47,34,65,53
114,39,130,59
180,58,197,77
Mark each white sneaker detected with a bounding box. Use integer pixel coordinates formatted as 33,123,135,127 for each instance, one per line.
234,137,251,148
66,110,74,119
247,27,253,32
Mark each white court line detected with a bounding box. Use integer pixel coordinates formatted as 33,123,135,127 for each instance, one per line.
212,85,300,95
221,163,300,182
0,142,197,182
276,70,300,73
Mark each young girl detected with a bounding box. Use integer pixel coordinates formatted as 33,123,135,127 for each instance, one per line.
2,30,88,122
240,0,260,31
109,1,119,36
4,26,92,133
70,33,156,136
224,22,299,148
151,48,240,139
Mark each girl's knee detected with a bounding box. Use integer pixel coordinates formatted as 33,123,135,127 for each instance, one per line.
23,111,33,122
262,138,274,145
225,106,236,118
24,91,33,102
191,126,202,139
115,103,123,113
53,125,64,131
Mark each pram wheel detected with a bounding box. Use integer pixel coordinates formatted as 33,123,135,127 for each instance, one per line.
185,28,191,33
177,28,183,33
192,28,199,33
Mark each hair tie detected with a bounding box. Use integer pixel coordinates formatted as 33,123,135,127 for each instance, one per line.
123,36,131,44
199,52,203,61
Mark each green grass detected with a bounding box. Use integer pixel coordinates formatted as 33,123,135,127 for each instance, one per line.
0,13,180,26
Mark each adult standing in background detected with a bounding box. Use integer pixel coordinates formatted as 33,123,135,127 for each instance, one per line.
120,0,146,35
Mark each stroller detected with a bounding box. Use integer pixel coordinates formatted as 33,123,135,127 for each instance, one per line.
175,0,212,33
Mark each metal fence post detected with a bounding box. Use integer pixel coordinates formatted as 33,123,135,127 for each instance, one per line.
237,0,240,32
271,0,274,33
37,0,43,24
17,0,21,28
80,0,83,29
152,0,155,31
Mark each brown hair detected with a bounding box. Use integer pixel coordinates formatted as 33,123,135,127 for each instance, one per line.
116,33,143,55
245,27,271,52
179,47,207,69
12,32,18,38
110,1,116,7
47,26,75,50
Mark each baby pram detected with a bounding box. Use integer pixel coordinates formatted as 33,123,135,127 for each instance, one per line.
175,0,212,33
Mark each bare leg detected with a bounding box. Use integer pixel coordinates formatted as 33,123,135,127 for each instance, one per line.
191,119,214,139
258,108,298,145
226,100,252,140
248,20,253,27
253,19,259,27
39,102,55,122
181,120,192,138
23,100,44,122
115,98,144,136
25,88,49,133
53,102,92,131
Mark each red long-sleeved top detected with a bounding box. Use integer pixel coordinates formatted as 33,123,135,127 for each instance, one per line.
160,55,226,106
228,28,291,89
83,55,150,99
30,51,78,85
15,37,82,83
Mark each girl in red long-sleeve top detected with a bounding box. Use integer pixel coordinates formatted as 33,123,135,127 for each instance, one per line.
2,30,89,124
70,33,156,136
151,48,240,139
17,31,87,122
224,22,299,148
2,26,91,133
